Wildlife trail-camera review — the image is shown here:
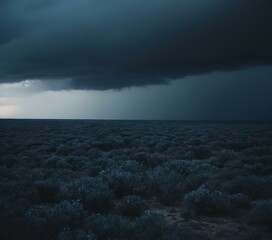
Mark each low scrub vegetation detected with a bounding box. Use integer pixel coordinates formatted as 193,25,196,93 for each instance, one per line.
0,120,271,239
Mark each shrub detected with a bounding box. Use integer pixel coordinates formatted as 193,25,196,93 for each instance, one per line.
217,149,236,167
25,200,84,239
42,156,60,168
65,156,89,170
115,195,147,218
75,143,91,151
58,177,113,213
87,148,103,160
163,160,193,176
182,174,209,194
1,154,19,167
221,176,272,200
248,200,272,227
0,197,31,239
93,138,124,151
184,188,232,216
132,152,167,168
116,160,144,174
162,224,196,240
84,214,132,239
184,187,251,217
133,212,197,240
35,180,59,203
147,167,185,204
85,158,115,176
108,148,131,161
230,193,251,210
56,145,72,156
192,145,211,159
0,180,39,203
133,213,167,240
100,169,145,197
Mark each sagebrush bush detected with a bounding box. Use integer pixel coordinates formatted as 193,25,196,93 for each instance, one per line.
220,176,272,200
35,180,59,203
87,148,103,160
163,160,193,176
217,149,236,167
184,187,251,217
133,213,167,240
248,200,272,227
0,197,31,239
114,195,147,218
147,167,184,204
56,145,72,156
182,173,209,194
131,152,168,168
100,169,145,197
57,177,113,213
192,145,211,159
108,148,131,160
184,188,232,216
116,160,144,174
85,158,115,176
84,214,132,239
42,156,60,168
229,193,251,210
93,138,124,151
25,200,84,239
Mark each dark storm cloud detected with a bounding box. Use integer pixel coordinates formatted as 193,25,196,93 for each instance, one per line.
0,0,272,90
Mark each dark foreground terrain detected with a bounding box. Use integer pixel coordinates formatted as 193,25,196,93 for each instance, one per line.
0,120,272,240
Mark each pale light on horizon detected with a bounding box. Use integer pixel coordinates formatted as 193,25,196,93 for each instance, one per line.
0,105,19,118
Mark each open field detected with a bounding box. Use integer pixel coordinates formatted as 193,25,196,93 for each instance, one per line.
0,120,272,240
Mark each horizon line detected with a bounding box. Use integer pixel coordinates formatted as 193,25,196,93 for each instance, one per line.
1,117,272,123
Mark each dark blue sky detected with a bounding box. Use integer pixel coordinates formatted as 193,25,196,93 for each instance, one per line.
0,0,272,120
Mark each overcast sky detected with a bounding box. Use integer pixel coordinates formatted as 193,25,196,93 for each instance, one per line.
1,0,272,120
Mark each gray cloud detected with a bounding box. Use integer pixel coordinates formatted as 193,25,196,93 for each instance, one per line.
0,0,272,90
